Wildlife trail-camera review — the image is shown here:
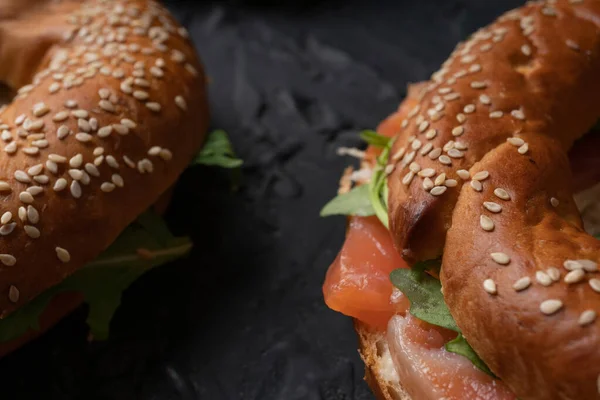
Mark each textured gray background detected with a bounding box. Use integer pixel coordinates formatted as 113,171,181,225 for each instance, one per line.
0,1,523,399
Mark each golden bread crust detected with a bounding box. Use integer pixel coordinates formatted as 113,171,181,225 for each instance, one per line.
383,1,600,398
0,0,209,318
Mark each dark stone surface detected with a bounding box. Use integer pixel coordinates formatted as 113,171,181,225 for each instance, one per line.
0,0,523,399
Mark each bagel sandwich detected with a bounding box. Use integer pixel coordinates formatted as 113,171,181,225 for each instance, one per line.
0,0,241,357
322,1,600,399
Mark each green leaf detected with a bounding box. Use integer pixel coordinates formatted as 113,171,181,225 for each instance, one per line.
368,139,394,228
445,334,495,376
359,130,391,148
390,265,459,332
0,212,192,342
320,185,375,217
192,130,243,169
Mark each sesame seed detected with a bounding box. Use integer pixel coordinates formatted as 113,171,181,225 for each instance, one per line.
550,197,559,207
15,114,26,125
98,126,113,138
511,110,525,120
402,171,415,186
484,202,502,213
89,118,98,131
98,88,111,99
479,94,491,105
589,279,600,293
4,142,17,154
518,143,529,154
430,186,447,196
547,267,561,282
68,169,84,181
48,154,67,163
57,125,70,140
99,100,116,113
93,147,104,156
24,225,40,239
27,164,44,176
22,147,39,155
19,191,33,204
513,277,531,291
14,170,31,183
112,174,124,187
469,64,482,73
85,163,100,177
146,102,161,112
101,182,116,192
402,151,416,166
491,252,510,265
566,39,580,51
392,147,406,161
53,178,67,191
26,205,39,224
439,155,452,165
70,154,83,168
55,247,70,263
456,113,466,123
494,188,511,200
94,155,104,166
52,111,69,122
121,119,137,129
444,93,460,102
175,95,187,111
480,215,495,231
448,149,464,159
422,178,434,191
133,90,149,100
452,126,464,137
489,111,504,119
483,279,497,294
564,269,585,284
0,222,15,236
0,254,16,267
106,155,119,169
150,66,164,78
540,299,563,315
27,186,43,196
46,160,58,174
425,129,437,140
112,124,129,135
8,285,19,302
409,162,421,173
0,181,10,192
185,63,198,76
579,310,596,326
156,148,171,161
536,271,553,286
429,148,442,160
470,180,483,192
32,103,50,117
72,109,89,119
0,212,11,225
75,133,92,142
471,81,488,89
434,173,446,186
507,137,525,146
65,100,78,109
579,260,598,272
70,180,82,198
419,168,436,178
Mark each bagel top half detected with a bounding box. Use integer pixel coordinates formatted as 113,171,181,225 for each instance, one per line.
0,0,208,318
383,0,600,398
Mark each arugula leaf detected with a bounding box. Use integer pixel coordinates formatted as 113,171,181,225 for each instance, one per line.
390,263,459,332
320,185,375,217
192,130,243,168
0,212,192,342
368,138,393,228
390,260,495,376
359,130,391,148
445,334,494,376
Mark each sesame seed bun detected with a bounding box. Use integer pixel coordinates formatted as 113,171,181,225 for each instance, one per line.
379,0,600,398
0,0,208,331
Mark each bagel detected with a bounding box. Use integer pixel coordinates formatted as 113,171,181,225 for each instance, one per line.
322,1,600,399
0,0,208,353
